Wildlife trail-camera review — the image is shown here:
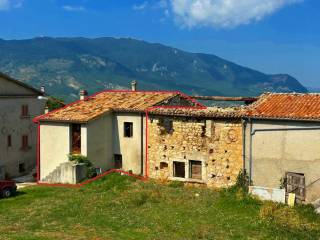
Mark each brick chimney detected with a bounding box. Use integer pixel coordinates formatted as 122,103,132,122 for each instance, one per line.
44,106,49,114
131,80,137,91
79,90,88,100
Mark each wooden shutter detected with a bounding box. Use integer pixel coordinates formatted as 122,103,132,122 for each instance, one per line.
190,161,202,180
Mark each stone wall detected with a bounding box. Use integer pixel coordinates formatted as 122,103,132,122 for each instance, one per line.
147,116,243,188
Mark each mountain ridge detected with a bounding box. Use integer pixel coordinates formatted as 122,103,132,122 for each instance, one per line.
0,37,307,101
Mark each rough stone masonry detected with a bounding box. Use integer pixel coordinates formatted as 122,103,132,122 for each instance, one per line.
147,115,243,188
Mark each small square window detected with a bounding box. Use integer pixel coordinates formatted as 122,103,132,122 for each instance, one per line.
19,163,26,173
160,162,168,169
173,161,185,178
124,122,133,138
114,154,122,169
159,118,173,134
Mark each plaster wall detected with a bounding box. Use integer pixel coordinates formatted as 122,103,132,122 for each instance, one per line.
86,113,114,170
244,120,320,202
0,97,45,178
40,123,70,181
113,113,145,175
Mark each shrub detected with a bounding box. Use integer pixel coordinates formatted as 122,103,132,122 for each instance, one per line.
235,169,250,192
68,154,97,179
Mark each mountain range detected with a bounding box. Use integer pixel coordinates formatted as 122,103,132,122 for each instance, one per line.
0,37,307,101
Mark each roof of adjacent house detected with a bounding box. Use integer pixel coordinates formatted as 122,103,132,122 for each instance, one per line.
149,106,244,119
38,91,182,123
246,93,320,121
0,72,44,96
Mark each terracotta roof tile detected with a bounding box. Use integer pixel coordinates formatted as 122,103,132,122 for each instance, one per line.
246,93,320,121
39,91,179,123
149,106,244,119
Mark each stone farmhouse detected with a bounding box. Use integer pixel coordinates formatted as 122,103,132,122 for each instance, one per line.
35,83,245,187
244,93,320,203
0,72,46,180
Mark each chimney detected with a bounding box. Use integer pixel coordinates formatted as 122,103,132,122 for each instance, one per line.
79,90,88,100
131,80,137,91
40,86,45,94
44,106,49,114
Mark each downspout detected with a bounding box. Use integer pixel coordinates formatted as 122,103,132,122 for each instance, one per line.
140,113,144,176
249,118,253,184
241,118,247,171
37,122,40,182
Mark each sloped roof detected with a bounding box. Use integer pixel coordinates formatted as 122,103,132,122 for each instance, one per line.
246,93,320,121
0,72,43,96
149,106,244,119
38,91,181,123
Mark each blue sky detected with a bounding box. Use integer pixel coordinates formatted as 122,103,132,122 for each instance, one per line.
0,0,319,88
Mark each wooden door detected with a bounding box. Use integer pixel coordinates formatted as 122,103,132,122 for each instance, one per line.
286,172,305,201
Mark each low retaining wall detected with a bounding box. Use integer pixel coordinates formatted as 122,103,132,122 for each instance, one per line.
42,162,87,184
249,186,286,203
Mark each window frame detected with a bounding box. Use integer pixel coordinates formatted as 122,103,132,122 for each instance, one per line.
19,163,26,173
124,122,133,138
189,160,202,180
21,105,29,118
173,161,186,178
71,124,81,154
7,135,12,147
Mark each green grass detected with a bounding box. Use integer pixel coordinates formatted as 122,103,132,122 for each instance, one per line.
0,173,320,240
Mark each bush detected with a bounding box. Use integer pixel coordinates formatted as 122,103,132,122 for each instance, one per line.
235,169,250,192
68,154,97,179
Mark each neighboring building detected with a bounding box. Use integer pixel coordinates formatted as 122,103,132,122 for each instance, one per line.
0,72,46,179
244,93,320,202
35,87,244,187
147,107,243,188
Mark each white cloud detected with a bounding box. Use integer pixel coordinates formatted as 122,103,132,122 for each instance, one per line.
133,1,148,11
0,0,23,11
62,5,86,12
169,0,303,28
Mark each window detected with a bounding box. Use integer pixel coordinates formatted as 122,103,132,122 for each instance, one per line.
19,163,26,173
173,161,185,178
160,162,168,169
159,118,173,134
22,135,29,149
21,105,29,117
124,122,133,138
71,124,81,154
189,160,202,180
114,154,122,169
7,135,12,147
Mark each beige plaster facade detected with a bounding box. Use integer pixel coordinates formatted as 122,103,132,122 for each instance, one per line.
39,112,147,181
0,74,45,179
244,119,320,202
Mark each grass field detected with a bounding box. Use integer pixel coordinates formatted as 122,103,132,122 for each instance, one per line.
0,173,320,240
